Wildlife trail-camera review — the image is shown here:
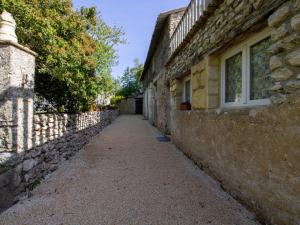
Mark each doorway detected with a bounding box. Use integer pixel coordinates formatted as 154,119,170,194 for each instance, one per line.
135,98,143,114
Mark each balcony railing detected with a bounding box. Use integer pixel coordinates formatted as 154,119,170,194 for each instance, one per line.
170,0,212,55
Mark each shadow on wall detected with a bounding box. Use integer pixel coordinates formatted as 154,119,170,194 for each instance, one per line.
0,90,118,212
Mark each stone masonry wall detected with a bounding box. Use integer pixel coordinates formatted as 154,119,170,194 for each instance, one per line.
172,102,300,225
0,11,120,214
119,98,136,114
0,110,118,211
143,11,184,131
155,75,171,134
167,0,289,79
167,0,300,225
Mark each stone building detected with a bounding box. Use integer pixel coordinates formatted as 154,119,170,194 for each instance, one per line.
118,95,143,115
141,8,185,133
141,0,300,225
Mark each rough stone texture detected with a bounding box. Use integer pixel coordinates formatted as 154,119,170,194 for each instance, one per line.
0,43,35,154
155,75,171,134
0,41,36,210
268,3,293,27
119,98,136,114
271,67,294,81
172,97,300,225
286,49,300,66
291,14,300,30
142,12,182,132
0,116,260,225
271,23,290,41
142,10,184,90
166,0,288,79
270,55,284,70
0,110,119,212
142,0,300,225
0,11,18,43
286,80,300,89
269,1,300,97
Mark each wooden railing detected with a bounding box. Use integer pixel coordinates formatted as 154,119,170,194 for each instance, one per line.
170,0,212,55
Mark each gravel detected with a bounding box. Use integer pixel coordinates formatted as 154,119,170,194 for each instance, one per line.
0,115,260,225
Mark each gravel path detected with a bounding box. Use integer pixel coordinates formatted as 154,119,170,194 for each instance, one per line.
0,115,260,225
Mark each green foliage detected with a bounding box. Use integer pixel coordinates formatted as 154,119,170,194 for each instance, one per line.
110,95,125,106
97,73,119,105
117,59,143,98
0,160,14,171
0,0,124,112
30,178,42,190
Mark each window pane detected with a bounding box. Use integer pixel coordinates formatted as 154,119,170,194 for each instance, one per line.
250,37,272,100
225,52,243,103
185,80,191,103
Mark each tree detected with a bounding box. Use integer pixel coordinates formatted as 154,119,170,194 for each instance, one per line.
117,59,143,98
0,0,124,112
97,73,119,105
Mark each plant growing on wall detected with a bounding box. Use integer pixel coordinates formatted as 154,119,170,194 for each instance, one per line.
0,0,124,112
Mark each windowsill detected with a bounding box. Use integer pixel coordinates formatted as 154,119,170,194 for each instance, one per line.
220,100,270,110
217,104,269,112
175,104,271,116
179,102,191,111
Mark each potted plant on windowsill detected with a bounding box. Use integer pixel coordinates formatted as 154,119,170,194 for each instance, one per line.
180,102,191,111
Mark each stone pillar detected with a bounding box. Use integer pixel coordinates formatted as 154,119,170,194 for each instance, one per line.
0,11,36,208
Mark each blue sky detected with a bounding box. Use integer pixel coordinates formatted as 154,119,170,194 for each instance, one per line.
72,0,189,78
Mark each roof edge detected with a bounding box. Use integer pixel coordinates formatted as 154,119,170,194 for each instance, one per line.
140,7,186,81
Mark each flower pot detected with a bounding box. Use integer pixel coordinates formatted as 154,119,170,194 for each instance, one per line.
180,102,191,111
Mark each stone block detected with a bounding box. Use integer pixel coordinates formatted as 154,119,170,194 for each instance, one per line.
225,0,234,6
291,14,300,31
207,95,219,109
207,80,219,95
271,23,290,41
271,93,287,104
22,159,37,172
0,170,12,187
286,80,300,90
268,4,293,27
271,68,293,81
269,83,282,91
269,55,283,71
295,0,300,10
192,89,207,109
251,0,263,9
286,49,300,66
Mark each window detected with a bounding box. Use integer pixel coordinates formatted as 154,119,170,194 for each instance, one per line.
183,78,191,103
221,30,272,107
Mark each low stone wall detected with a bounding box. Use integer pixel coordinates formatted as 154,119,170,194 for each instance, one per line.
0,110,118,211
171,96,300,225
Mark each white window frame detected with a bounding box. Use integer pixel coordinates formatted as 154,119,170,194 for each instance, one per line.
182,76,192,103
221,29,271,108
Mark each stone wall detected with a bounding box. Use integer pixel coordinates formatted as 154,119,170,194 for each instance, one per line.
142,10,184,131
155,75,171,134
0,12,120,213
172,101,300,225
119,98,136,114
0,110,118,211
165,0,300,225
166,0,289,79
